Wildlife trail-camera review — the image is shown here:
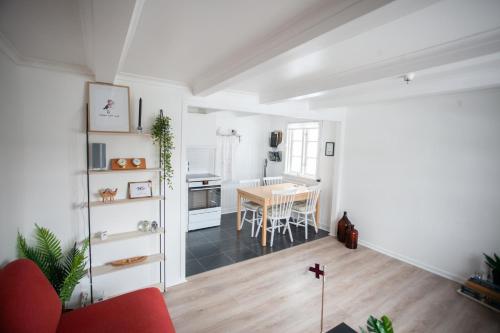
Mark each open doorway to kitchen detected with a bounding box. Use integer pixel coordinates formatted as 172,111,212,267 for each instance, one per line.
183,107,338,277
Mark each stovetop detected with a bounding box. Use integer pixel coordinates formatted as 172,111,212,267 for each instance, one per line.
186,173,221,182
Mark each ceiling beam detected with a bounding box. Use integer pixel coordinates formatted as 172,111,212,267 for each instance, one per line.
309,54,500,109
191,0,441,97
191,0,395,96
260,28,500,104
79,0,144,83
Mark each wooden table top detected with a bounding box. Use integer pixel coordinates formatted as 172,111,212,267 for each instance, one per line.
237,182,308,199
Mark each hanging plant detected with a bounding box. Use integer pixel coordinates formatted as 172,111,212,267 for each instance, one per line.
151,110,174,189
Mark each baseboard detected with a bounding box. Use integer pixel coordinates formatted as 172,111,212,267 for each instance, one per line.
358,239,465,284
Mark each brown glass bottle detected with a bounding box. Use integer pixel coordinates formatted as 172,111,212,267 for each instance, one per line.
345,224,358,249
336,211,351,243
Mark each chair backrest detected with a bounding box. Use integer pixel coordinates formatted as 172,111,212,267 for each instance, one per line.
263,176,283,186
239,179,260,187
304,185,321,213
0,259,62,333
239,179,260,202
270,189,296,220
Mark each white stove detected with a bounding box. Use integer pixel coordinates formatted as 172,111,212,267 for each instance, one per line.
187,173,222,230
186,173,221,182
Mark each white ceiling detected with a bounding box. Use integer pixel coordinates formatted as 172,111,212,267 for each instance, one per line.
122,0,328,83
0,0,86,66
230,0,500,94
1,0,500,108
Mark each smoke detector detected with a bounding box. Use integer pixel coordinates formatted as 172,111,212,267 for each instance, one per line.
403,72,416,84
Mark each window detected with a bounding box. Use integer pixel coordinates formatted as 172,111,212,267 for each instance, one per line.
285,122,320,178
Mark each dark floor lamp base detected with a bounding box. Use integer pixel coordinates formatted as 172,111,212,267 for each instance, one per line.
326,322,357,333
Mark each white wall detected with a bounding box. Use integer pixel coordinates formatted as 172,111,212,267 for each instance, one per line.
340,88,500,281
0,51,186,304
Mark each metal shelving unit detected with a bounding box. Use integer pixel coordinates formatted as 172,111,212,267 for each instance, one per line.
85,106,166,303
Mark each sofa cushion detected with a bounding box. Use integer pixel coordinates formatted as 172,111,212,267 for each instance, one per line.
0,259,62,333
57,288,175,333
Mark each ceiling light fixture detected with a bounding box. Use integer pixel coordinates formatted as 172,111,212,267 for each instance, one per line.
403,72,416,84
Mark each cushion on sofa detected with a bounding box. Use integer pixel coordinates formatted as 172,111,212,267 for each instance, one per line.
57,287,175,333
0,259,62,333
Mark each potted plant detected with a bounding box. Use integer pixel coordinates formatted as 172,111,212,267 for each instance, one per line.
483,253,500,285
360,315,394,333
151,110,174,189
17,224,88,307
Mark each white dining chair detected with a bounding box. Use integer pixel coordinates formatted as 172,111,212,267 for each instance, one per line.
238,179,261,237
263,176,283,186
288,185,321,240
255,188,296,247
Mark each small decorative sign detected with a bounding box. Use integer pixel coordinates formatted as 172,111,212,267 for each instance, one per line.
128,181,152,199
88,82,130,132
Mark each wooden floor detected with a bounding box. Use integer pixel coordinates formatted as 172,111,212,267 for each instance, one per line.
165,237,500,333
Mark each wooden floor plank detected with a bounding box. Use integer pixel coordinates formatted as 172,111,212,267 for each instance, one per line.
165,237,500,333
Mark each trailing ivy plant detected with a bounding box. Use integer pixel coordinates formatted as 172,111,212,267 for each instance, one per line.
360,315,394,333
151,111,174,189
17,224,88,305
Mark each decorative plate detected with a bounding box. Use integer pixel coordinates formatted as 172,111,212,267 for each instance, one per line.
132,158,142,167
117,158,127,168
109,256,147,267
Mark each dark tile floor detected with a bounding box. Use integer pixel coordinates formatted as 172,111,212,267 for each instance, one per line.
186,212,330,277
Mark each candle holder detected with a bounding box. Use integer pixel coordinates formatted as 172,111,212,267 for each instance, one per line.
137,97,143,133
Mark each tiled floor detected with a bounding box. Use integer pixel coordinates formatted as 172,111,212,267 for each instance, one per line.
186,212,330,277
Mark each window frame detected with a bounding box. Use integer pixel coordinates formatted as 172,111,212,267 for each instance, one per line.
284,121,321,180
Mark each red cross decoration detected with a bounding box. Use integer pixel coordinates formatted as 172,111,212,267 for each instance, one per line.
309,263,324,279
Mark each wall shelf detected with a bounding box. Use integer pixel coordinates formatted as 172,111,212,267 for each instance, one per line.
103,282,164,301
91,253,164,277
88,131,151,137
85,104,166,303
92,228,165,245
88,196,163,207
89,168,161,175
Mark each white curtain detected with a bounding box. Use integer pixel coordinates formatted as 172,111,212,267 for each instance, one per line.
216,135,239,182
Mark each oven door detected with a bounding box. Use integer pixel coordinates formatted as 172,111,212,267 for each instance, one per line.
188,186,221,211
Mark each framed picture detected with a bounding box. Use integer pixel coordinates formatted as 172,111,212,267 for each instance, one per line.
128,181,152,199
88,82,130,132
325,142,335,156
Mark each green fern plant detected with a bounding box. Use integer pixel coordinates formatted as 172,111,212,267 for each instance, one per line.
17,224,88,305
360,315,394,333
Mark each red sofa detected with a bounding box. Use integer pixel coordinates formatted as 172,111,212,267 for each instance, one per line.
0,259,176,333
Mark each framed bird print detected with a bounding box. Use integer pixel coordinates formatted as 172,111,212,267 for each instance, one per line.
88,82,130,132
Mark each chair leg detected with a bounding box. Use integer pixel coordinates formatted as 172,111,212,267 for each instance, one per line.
312,213,318,233
270,219,276,247
287,221,294,242
255,215,262,237
240,209,247,230
250,211,255,237
304,214,308,240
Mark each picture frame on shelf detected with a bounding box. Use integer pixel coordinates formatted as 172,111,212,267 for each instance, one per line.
88,82,130,133
128,181,153,199
325,142,335,156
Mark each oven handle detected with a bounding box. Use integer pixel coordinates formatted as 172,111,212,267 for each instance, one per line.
189,187,221,191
